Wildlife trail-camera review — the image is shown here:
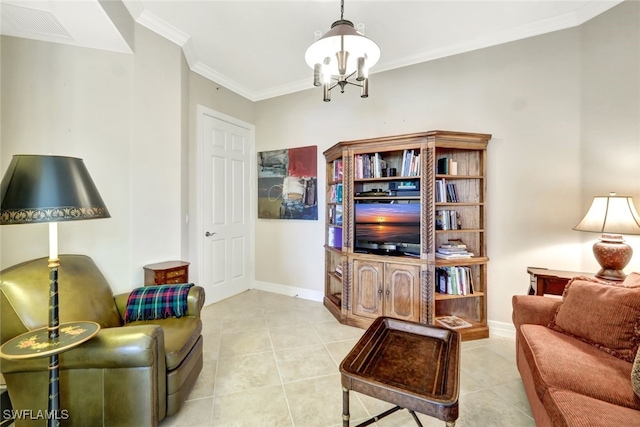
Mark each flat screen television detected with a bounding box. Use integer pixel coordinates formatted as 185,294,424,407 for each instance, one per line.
354,202,421,255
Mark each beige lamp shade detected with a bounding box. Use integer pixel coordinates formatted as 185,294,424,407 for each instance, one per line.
573,193,640,237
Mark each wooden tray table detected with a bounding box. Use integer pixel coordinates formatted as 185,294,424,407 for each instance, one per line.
340,316,460,426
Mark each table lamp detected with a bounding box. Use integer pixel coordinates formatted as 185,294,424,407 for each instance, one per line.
573,192,640,281
0,154,110,426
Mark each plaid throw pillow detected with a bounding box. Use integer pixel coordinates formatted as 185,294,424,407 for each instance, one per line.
123,283,194,324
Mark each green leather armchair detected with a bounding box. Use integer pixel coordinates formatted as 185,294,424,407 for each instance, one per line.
0,255,205,426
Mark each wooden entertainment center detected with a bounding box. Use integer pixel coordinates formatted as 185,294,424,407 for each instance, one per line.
323,130,491,340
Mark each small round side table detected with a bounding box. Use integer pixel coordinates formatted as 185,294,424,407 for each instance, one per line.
0,321,100,426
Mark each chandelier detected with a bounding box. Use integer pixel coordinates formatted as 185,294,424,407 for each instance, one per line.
305,0,380,102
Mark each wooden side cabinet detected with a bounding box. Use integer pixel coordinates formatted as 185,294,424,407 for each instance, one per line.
144,261,190,286
351,258,420,325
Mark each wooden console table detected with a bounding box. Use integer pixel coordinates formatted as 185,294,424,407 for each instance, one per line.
527,267,596,296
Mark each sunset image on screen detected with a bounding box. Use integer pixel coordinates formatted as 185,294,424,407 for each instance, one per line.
355,203,420,224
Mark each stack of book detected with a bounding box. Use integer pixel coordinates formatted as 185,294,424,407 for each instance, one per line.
436,266,475,295
334,264,343,278
435,179,458,202
435,210,461,230
435,241,473,259
354,153,387,179
332,159,343,181
401,149,420,177
329,183,343,203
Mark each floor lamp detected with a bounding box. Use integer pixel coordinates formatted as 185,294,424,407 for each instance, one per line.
0,155,110,426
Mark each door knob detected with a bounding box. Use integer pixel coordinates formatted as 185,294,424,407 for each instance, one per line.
205,231,216,237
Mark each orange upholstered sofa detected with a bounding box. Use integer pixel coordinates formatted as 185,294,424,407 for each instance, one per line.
512,275,640,426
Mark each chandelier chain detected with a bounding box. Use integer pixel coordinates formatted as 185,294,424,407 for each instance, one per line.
340,0,344,20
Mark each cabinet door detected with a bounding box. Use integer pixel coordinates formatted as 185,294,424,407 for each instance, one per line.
352,260,383,319
384,263,420,322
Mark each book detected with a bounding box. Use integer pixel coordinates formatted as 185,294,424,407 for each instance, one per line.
436,252,473,259
436,315,473,329
437,157,448,174
448,159,458,175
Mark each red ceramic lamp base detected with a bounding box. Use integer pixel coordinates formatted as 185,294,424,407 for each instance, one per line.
592,235,633,281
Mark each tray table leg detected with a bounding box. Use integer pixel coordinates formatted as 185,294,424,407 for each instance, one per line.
342,387,350,427
408,410,424,427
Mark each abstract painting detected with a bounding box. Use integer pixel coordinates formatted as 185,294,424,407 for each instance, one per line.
257,145,317,220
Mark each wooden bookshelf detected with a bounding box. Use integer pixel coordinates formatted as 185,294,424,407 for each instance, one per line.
323,130,491,340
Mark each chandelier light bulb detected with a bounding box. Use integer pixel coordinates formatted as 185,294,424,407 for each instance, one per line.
305,0,379,101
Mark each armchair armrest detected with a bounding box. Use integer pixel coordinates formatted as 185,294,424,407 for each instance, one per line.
512,295,562,330
1,324,166,374
114,285,205,322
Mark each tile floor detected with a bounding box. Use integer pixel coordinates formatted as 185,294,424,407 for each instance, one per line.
159,289,534,427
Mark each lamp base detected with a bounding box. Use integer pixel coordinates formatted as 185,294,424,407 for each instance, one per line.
592,237,632,282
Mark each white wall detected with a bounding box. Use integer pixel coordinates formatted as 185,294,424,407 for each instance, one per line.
577,2,640,272
129,24,184,284
0,36,134,288
253,1,640,325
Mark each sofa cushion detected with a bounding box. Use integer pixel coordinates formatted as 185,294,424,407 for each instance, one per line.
548,278,640,362
634,348,640,399
520,324,640,410
543,388,640,427
624,272,640,288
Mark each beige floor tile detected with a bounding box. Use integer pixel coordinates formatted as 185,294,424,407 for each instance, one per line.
212,385,293,427
275,344,338,383
284,373,368,427
201,331,221,362
313,320,364,343
221,311,267,334
219,328,272,358
264,309,312,328
301,305,339,324
490,380,534,417
456,389,535,427
323,338,360,366
187,359,217,400
461,346,521,388
159,397,213,427
269,324,323,350
459,369,485,396
215,352,281,396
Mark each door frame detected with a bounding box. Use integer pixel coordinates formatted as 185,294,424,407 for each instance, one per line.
195,104,256,303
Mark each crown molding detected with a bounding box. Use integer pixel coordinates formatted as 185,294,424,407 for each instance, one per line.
130,0,623,102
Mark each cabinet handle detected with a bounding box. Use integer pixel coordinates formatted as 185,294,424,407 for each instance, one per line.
385,288,390,300
378,287,383,299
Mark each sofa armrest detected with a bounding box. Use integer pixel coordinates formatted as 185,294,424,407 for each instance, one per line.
1,324,166,374
512,295,562,330
113,285,205,321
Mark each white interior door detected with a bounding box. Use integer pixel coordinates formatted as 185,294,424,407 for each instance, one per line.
199,107,254,304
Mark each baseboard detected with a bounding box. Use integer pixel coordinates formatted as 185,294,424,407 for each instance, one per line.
252,280,324,303
488,319,516,339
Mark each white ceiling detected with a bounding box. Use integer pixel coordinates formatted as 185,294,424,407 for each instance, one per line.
0,0,623,101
